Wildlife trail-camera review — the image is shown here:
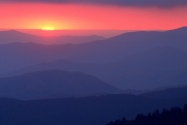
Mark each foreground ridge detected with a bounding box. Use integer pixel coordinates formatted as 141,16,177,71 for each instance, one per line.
107,104,187,125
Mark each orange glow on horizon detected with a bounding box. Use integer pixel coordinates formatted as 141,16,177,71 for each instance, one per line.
42,26,55,31
0,3,187,30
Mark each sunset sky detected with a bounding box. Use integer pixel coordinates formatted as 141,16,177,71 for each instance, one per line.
0,0,187,31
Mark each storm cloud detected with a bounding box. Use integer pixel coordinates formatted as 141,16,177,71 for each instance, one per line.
1,0,187,7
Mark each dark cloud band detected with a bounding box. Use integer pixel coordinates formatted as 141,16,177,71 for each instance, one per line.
1,0,187,7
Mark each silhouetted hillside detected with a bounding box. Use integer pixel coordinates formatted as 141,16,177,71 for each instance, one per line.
0,94,186,125
0,30,42,44
141,86,187,99
0,30,104,44
0,70,121,100
106,105,187,125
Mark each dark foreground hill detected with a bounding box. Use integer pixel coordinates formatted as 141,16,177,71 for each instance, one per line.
0,93,186,125
0,86,187,125
106,105,187,125
0,70,120,100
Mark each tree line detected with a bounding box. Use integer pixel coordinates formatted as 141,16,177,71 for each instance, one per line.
106,104,187,125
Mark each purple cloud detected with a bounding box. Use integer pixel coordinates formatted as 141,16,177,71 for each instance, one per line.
0,0,187,8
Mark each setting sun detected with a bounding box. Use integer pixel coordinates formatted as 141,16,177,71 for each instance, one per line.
42,26,55,31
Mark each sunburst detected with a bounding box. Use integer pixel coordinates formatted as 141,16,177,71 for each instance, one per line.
42,26,55,31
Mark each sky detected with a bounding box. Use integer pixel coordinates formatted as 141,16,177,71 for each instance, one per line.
0,0,187,31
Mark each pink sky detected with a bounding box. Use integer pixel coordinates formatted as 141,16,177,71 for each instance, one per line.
0,3,187,31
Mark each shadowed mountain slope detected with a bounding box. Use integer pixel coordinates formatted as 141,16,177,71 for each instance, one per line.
0,70,121,100
11,47,187,90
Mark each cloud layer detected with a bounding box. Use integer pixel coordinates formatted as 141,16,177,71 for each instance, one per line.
1,0,187,7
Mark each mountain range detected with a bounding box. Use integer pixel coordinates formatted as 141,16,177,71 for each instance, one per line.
6,47,187,90
1,27,187,90
0,70,120,100
0,30,104,44
0,27,187,125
